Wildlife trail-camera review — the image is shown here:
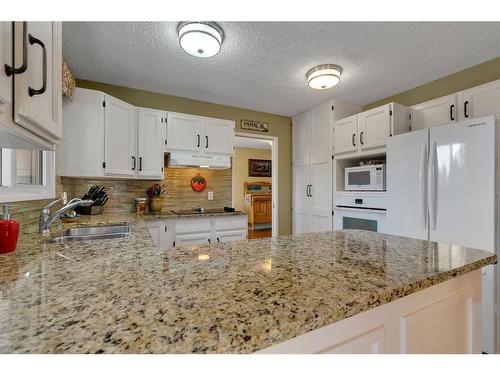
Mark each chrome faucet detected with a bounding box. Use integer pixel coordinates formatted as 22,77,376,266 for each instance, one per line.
40,197,93,235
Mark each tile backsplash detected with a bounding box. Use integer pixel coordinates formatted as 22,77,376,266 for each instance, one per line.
8,168,232,235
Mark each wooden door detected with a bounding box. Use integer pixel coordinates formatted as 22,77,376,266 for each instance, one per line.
253,195,272,224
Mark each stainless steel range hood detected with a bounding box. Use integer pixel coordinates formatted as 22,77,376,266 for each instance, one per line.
167,151,231,169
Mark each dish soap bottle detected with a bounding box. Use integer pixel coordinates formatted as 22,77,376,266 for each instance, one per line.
0,204,20,254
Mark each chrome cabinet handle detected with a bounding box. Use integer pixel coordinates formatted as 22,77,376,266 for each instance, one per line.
197,134,200,147
450,104,455,121
309,185,312,197
205,135,208,149
464,101,469,118
360,131,364,145
28,34,47,97
5,22,27,76
352,133,356,147
132,156,136,171
139,157,142,172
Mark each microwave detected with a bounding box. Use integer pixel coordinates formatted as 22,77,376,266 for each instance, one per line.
345,164,385,191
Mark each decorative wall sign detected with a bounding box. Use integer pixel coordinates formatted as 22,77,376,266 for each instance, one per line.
191,173,207,192
241,119,269,133
248,159,272,177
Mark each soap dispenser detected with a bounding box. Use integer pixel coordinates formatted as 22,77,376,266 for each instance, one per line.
0,204,20,254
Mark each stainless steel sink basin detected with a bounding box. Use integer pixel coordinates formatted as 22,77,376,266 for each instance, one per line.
49,224,130,243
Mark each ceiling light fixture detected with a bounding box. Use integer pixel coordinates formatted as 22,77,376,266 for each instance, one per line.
178,22,224,58
306,64,343,90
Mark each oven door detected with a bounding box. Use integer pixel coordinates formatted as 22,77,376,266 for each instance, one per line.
334,206,387,233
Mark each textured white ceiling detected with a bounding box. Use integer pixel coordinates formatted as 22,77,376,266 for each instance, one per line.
235,136,272,150
62,22,500,116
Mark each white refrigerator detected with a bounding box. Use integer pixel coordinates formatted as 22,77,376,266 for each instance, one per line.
386,115,498,354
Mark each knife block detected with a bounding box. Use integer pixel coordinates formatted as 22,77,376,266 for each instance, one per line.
76,205,104,215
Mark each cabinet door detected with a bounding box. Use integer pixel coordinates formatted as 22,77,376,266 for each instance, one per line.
333,115,357,154
292,111,310,166
215,230,247,243
310,102,333,232
253,196,272,224
13,22,62,143
0,22,12,127
147,221,164,248
293,164,311,234
204,117,234,155
137,108,164,179
104,95,136,176
461,80,500,120
174,233,212,247
166,112,204,152
358,104,391,150
410,94,457,130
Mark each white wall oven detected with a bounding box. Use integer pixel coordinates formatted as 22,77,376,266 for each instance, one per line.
334,192,387,233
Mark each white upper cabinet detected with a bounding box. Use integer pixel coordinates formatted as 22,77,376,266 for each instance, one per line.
334,103,410,156
460,79,500,120
358,104,392,150
204,117,234,155
166,112,235,156
333,115,358,155
166,112,204,152
13,22,62,145
1,22,62,150
410,79,500,129
137,108,165,179
57,88,105,177
410,94,457,130
104,95,136,177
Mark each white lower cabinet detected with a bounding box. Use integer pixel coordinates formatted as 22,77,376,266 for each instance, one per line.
147,215,248,248
147,220,174,249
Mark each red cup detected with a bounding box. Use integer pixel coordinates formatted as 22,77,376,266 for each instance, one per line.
0,220,20,254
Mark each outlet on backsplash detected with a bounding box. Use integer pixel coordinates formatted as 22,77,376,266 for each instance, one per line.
208,191,214,201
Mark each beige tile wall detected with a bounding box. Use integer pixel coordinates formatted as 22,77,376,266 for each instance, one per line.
8,168,232,235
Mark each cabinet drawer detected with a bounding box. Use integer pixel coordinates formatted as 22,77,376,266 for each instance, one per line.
175,218,211,234
174,233,211,247
214,215,248,231
215,230,247,243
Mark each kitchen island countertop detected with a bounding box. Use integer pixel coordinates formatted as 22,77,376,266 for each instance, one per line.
0,212,496,353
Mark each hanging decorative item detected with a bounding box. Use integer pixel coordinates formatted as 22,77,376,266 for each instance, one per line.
61,58,76,100
191,173,207,192
241,119,269,133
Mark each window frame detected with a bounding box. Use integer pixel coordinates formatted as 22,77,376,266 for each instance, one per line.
0,149,55,203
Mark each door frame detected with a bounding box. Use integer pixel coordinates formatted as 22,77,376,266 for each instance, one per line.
233,131,279,237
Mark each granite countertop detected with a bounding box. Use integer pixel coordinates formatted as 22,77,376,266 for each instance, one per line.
0,213,496,353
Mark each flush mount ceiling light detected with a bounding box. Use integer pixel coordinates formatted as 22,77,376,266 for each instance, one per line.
306,64,343,90
178,22,224,58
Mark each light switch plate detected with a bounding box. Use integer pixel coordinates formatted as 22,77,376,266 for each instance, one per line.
208,191,214,201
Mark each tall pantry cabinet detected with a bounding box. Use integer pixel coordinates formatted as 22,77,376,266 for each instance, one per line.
292,99,361,234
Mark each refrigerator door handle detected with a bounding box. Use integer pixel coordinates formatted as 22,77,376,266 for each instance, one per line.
420,142,428,229
428,141,438,231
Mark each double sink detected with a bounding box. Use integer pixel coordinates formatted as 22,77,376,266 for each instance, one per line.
49,224,130,243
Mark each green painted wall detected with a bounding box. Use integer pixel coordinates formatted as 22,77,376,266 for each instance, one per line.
365,57,500,110
76,79,293,235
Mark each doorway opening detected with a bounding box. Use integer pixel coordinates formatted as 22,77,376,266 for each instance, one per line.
232,132,278,238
